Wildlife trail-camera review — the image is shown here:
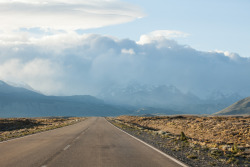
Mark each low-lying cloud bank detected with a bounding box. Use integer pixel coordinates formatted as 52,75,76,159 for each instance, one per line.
0,32,249,98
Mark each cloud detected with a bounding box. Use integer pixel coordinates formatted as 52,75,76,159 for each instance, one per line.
137,30,190,45
0,58,64,93
0,0,144,32
214,50,242,61
0,31,250,97
121,48,135,55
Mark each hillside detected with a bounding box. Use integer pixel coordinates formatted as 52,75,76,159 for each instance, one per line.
214,97,250,115
0,81,130,117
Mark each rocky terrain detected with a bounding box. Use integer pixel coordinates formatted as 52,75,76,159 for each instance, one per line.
0,117,86,141
109,116,250,167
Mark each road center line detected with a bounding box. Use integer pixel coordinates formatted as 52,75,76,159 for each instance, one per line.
39,124,91,167
63,145,71,151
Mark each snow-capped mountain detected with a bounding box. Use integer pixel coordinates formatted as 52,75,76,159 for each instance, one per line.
1,79,244,116
99,84,200,107
206,90,243,104
98,83,243,114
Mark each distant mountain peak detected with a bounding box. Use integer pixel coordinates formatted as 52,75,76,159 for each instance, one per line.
0,80,7,85
0,80,43,97
98,83,201,108
0,80,127,117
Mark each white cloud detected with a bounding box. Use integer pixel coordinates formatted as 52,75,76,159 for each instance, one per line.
214,50,241,60
0,32,250,97
0,58,63,94
0,0,144,32
137,30,190,45
121,48,135,55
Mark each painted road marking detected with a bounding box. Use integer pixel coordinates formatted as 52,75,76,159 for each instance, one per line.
63,145,71,151
106,119,189,167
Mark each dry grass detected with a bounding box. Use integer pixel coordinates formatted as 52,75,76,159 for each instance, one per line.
116,115,250,151
0,117,86,141
110,115,250,166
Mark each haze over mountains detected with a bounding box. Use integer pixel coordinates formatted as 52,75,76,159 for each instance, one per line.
0,0,249,117
99,83,243,114
0,80,131,117
0,80,248,117
1,33,250,116
1,34,250,98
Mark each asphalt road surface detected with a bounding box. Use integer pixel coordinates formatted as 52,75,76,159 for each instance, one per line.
0,117,187,167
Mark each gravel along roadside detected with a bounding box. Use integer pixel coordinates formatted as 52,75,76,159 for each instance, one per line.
107,117,249,167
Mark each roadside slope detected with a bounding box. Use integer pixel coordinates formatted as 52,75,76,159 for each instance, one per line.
214,97,250,115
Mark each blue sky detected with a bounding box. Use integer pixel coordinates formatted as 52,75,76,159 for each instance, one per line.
1,0,249,57
80,0,250,57
0,0,250,96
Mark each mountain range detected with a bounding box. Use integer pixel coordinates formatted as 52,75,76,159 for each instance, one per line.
0,80,248,117
98,84,243,114
0,80,131,117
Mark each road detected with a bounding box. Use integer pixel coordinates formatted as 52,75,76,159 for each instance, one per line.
0,117,187,167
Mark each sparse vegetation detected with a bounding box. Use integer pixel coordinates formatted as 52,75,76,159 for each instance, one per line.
187,153,198,159
231,143,239,154
180,131,188,141
108,115,250,167
0,117,86,141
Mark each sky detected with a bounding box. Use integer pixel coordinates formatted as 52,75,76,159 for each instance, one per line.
80,0,250,57
0,0,250,97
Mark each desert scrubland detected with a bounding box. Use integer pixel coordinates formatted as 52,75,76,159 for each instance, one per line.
0,117,85,141
110,115,250,166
